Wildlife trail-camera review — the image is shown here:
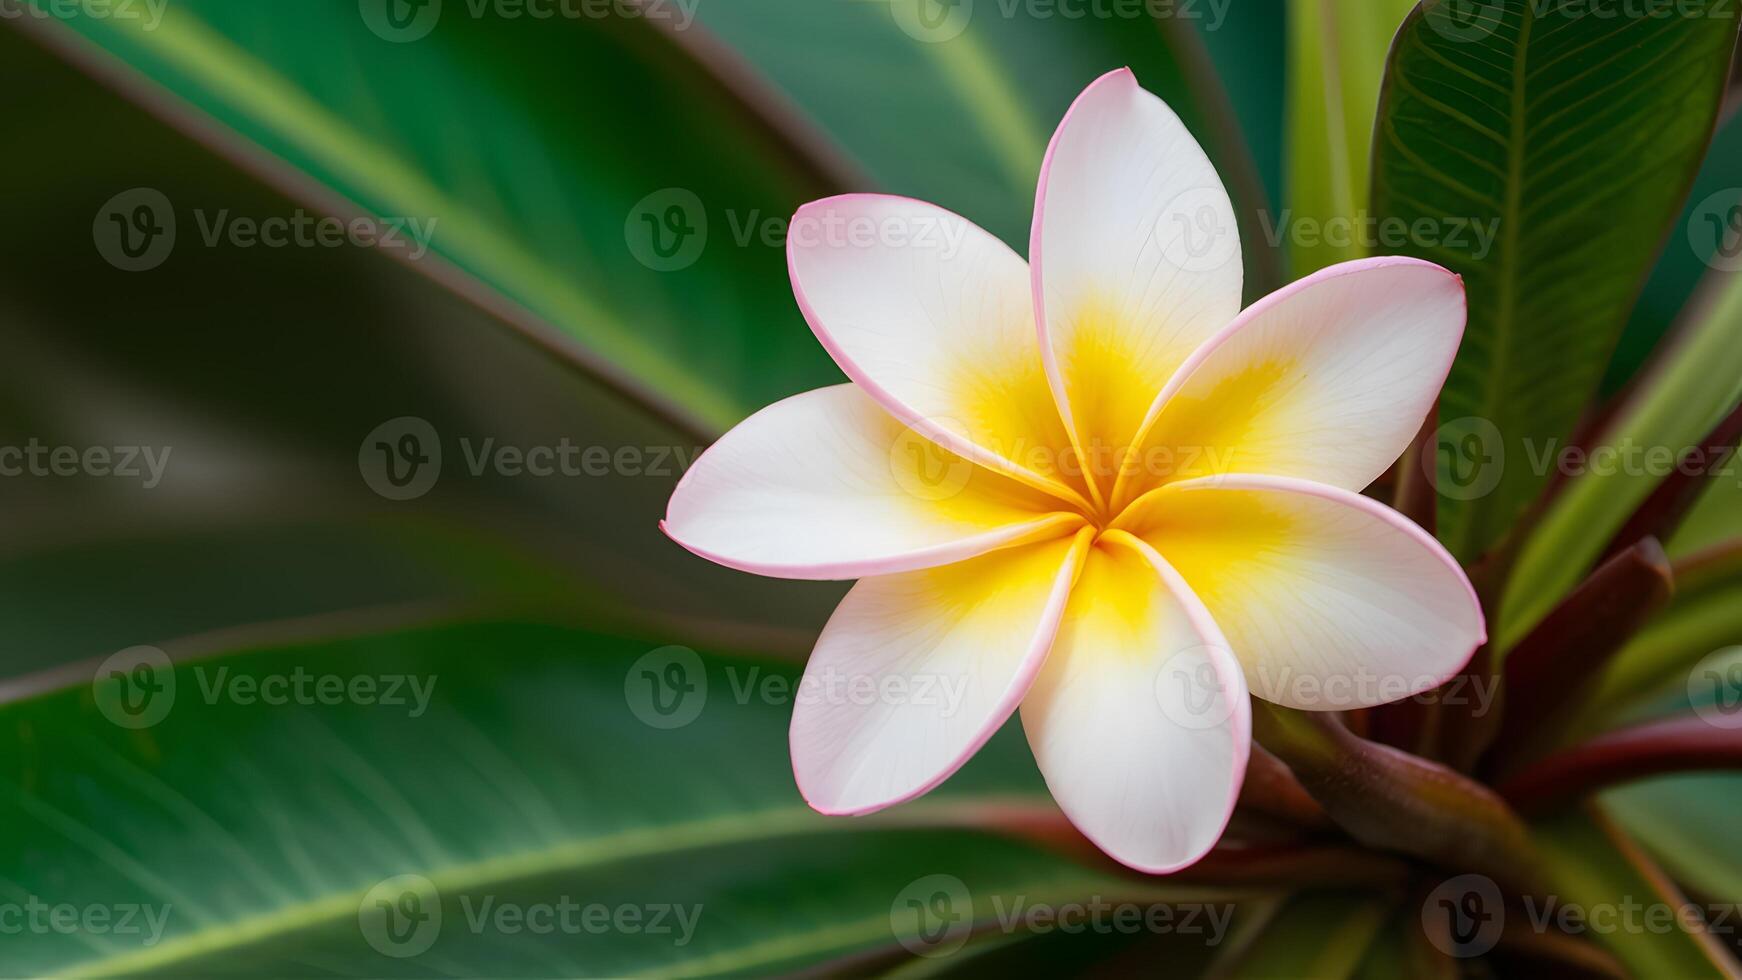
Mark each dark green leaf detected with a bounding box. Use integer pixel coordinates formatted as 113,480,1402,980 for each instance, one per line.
1371,0,1738,560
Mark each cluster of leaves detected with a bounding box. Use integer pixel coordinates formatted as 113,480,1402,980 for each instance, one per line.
2,0,1740,975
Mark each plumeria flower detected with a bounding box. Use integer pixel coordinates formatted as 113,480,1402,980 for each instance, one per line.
663,69,1485,872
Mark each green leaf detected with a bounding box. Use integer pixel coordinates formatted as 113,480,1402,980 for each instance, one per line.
691,0,1282,295
1533,805,1737,978
1502,270,1742,648
18,0,848,437
0,617,1241,976
1370,0,1738,561
1606,775,1742,904
1219,892,1387,979
1602,112,1742,394
1283,0,1416,275
0,22,845,672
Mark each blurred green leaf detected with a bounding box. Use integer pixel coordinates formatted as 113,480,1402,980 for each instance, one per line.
1283,0,1414,275
17,0,847,437
1534,805,1735,978
1219,891,1386,979
0,617,1234,976
1602,112,1742,394
0,21,846,671
1606,775,1742,904
692,0,1282,295
1370,0,1738,561
1503,270,1742,648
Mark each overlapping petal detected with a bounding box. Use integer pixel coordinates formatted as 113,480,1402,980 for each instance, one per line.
1117,475,1485,710
1021,534,1249,872
1032,67,1243,500
791,529,1095,815
1113,257,1465,508
788,194,1089,507
664,384,1083,580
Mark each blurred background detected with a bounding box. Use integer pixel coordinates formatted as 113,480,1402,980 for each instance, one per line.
1,0,1739,976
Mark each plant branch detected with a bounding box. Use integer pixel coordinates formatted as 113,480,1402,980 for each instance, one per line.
1483,538,1676,776
1498,716,1742,813
1251,702,1544,892
1597,398,1742,566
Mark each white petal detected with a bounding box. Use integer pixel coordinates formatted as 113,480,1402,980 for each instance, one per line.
1120,475,1485,710
1032,67,1243,491
1021,534,1249,873
1117,257,1466,506
791,529,1094,815
788,194,1088,507
665,384,1083,580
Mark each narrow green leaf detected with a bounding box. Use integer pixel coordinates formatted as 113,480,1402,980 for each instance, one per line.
1221,892,1388,979
1533,805,1737,978
1371,0,1739,562
1284,0,1415,275
1505,272,1742,647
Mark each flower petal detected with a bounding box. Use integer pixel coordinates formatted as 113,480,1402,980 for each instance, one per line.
664,384,1084,580
788,194,1088,508
1032,67,1243,496
792,528,1095,815
1118,475,1485,710
1114,257,1466,508
1021,533,1249,873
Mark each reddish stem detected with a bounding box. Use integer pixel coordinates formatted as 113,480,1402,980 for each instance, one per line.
1498,716,1742,813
